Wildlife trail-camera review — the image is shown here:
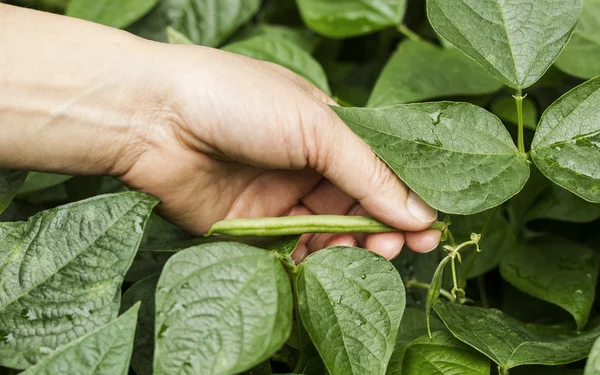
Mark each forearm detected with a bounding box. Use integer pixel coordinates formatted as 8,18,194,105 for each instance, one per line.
0,4,163,176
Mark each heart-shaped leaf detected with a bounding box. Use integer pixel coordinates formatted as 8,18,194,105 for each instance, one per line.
0,192,158,369
531,76,600,203
435,301,600,369
427,0,583,89
368,39,502,107
387,331,490,375
21,304,140,375
333,103,530,214
296,246,404,375
500,237,598,329
296,0,407,38
556,0,600,79
154,242,293,375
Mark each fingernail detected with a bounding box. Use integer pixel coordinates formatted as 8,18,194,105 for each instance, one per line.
407,190,438,223
423,243,439,253
387,246,403,260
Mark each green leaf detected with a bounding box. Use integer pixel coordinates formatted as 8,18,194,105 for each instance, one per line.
427,0,583,89
556,0,600,79
386,331,490,375
367,39,502,107
66,0,158,29
121,275,159,375
295,246,404,375
490,96,538,130
21,303,140,375
499,237,598,329
154,242,293,375
17,172,73,196
242,24,320,53
131,0,261,46
526,184,600,223
426,256,450,338
0,169,27,215
295,0,407,38
332,103,530,214
585,335,600,375
222,35,331,94
434,301,600,369
0,192,158,369
396,308,445,347
531,76,600,203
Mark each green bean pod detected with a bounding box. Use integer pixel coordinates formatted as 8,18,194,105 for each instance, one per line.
205,215,446,237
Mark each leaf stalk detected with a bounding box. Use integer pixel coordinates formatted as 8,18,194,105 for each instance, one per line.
513,89,526,155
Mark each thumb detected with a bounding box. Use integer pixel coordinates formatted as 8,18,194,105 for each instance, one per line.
306,104,438,232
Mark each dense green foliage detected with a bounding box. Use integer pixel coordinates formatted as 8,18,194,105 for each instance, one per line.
1,0,600,374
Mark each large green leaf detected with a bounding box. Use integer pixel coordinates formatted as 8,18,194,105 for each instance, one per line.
585,335,600,375
333,103,530,214
531,76,600,203
21,304,140,375
296,246,404,375
427,0,583,89
154,242,293,375
435,301,600,369
222,35,331,94
0,169,27,215
66,0,158,29
367,39,502,107
0,192,158,369
499,237,598,329
556,0,600,79
387,331,490,375
121,275,159,375
295,0,407,38
526,184,600,223
129,0,261,46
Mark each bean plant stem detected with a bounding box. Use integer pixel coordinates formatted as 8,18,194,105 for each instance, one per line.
514,88,525,155
499,366,510,375
406,280,455,301
450,257,459,296
397,24,422,42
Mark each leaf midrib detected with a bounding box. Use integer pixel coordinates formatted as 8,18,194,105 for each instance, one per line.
348,120,519,157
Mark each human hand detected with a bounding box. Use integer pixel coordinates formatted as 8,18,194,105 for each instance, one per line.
119,44,441,260
0,4,440,260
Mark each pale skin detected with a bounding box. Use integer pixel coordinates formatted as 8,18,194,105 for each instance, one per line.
0,4,441,261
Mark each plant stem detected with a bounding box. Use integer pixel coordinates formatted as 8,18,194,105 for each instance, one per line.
450,257,459,295
498,366,510,375
514,88,525,155
397,24,422,42
406,280,455,301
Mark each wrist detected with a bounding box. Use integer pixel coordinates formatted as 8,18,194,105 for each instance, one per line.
0,4,175,177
